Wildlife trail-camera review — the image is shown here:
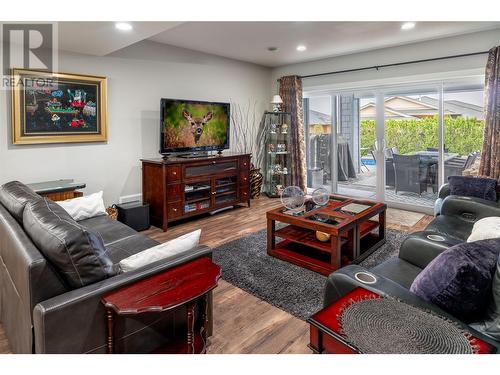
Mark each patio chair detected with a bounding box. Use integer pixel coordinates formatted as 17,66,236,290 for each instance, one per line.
465,152,479,169
419,154,439,193
444,152,478,179
370,150,395,187
393,154,429,195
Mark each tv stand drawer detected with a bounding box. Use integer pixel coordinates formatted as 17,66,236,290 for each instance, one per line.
166,184,182,202
166,165,181,182
167,201,183,218
185,159,238,177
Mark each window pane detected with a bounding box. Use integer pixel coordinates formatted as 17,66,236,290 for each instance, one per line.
383,90,439,208
306,96,332,190
337,94,377,200
443,86,484,181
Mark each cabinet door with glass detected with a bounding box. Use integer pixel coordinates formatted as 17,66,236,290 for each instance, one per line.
263,111,292,197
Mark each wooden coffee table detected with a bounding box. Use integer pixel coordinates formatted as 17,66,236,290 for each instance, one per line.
266,195,386,276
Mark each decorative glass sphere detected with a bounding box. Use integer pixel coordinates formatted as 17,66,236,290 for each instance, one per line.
312,187,329,206
280,186,305,210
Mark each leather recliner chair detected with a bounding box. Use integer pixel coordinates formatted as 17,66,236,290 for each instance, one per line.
323,183,500,351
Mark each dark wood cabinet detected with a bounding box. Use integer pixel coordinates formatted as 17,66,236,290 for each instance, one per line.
141,153,251,231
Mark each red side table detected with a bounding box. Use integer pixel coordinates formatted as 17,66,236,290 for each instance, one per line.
101,257,221,354
308,286,496,354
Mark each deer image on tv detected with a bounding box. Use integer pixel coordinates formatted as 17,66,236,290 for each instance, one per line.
182,109,213,143
161,99,230,153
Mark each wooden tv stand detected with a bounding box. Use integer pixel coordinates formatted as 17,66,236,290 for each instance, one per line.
141,153,251,231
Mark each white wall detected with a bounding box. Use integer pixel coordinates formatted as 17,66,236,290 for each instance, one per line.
271,28,500,93
0,41,271,204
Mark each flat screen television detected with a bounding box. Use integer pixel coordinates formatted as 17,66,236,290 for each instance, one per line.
160,98,230,155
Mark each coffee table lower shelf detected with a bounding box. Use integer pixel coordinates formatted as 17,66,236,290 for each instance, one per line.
269,226,385,276
269,235,384,276
269,240,338,276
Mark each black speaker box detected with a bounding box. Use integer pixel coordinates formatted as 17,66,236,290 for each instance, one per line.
116,201,150,232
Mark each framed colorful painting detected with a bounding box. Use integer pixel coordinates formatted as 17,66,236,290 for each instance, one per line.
11,69,108,144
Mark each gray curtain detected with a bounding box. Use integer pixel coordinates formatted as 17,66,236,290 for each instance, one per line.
479,46,500,180
279,75,306,190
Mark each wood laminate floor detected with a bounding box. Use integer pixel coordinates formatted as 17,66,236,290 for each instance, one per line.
0,196,433,354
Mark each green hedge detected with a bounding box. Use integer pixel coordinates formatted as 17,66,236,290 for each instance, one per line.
360,116,484,157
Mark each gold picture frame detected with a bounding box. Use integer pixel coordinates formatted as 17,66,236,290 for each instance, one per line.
11,68,108,144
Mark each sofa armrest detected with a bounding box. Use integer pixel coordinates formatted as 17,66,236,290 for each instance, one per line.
33,245,212,353
325,265,425,307
438,183,451,200
324,265,500,351
440,195,500,223
434,184,451,216
398,232,462,269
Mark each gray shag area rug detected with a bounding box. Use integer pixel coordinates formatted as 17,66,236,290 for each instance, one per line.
212,229,408,320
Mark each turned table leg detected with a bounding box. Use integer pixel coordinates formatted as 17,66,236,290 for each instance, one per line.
106,308,114,354
267,218,275,254
353,226,361,259
201,294,209,353
379,210,386,242
186,301,196,354
330,236,341,270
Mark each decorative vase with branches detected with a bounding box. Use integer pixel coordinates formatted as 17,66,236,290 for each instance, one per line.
230,99,266,198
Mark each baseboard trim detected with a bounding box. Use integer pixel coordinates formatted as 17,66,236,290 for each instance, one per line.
118,194,142,204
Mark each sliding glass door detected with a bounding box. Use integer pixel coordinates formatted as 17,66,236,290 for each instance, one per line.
336,93,379,200
304,77,484,214
305,96,334,191
443,80,485,182
383,86,440,211
305,93,379,199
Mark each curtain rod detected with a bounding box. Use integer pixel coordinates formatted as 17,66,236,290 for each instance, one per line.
277,51,489,81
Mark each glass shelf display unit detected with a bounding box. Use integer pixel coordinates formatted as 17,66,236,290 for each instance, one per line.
263,111,292,197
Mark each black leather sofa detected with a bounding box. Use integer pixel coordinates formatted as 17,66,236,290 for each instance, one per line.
0,181,213,353
324,183,500,351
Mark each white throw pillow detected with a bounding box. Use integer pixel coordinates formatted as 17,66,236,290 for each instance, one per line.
119,229,201,272
56,191,106,221
467,217,500,242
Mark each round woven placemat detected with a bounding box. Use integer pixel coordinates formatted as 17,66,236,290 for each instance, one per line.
339,298,474,354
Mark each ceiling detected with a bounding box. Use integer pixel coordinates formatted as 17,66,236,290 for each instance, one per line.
59,21,500,67
58,22,181,56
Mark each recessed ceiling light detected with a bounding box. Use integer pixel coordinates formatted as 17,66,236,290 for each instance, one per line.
115,22,133,31
267,46,278,52
296,45,307,52
401,22,416,30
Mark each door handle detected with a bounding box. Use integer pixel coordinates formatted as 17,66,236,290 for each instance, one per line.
374,139,387,152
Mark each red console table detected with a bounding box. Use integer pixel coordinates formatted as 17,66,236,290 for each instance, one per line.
101,257,221,354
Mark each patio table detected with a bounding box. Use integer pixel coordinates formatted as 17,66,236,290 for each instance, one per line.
411,151,460,192
412,151,459,162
